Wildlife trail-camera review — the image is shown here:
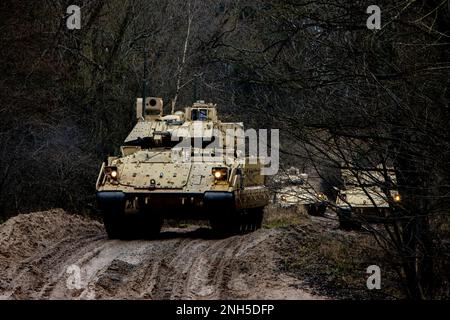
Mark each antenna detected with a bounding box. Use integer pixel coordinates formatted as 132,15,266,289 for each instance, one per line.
193,74,198,103
142,46,148,119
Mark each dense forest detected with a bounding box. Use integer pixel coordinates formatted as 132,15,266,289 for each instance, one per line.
1,0,449,299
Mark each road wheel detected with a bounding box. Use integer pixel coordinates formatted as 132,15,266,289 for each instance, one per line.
238,208,264,233
239,210,252,233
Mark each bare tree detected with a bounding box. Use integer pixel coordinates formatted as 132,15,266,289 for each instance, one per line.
205,0,450,298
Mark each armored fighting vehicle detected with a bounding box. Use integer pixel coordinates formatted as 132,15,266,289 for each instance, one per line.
273,167,328,216
335,166,401,229
96,97,270,239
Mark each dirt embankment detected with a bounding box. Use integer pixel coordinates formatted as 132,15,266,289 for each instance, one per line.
0,209,324,300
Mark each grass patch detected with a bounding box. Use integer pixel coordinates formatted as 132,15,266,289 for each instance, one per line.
263,204,309,229
275,220,403,299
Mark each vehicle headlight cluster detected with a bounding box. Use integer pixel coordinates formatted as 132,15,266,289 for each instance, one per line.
316,192,326,200
105,166,118,180
212,167,228,181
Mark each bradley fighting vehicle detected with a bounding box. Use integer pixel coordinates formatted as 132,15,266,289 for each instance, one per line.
335,166,401,229
96,97,270,239
273,167,328,216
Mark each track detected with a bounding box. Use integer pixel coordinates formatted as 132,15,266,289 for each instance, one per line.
0,209,323,300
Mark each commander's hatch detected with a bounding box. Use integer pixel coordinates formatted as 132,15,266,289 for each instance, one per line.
185,101,218,122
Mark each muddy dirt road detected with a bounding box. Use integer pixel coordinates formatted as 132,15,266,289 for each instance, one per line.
0,209,323,300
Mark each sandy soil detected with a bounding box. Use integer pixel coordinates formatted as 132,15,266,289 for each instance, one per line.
0,209,324,300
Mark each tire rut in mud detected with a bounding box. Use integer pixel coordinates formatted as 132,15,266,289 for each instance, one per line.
0,209,324,300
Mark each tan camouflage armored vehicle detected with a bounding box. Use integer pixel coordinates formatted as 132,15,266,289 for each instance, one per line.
335,166,401,229
273,167,328,216
96,97,270,239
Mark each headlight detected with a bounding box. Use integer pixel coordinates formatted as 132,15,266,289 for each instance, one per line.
212,167,228,181
105,166,118,180
394,194,401,202
316,192,325,200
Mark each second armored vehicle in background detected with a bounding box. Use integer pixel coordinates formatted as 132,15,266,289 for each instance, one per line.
335,166,401,229
273,167,328,216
